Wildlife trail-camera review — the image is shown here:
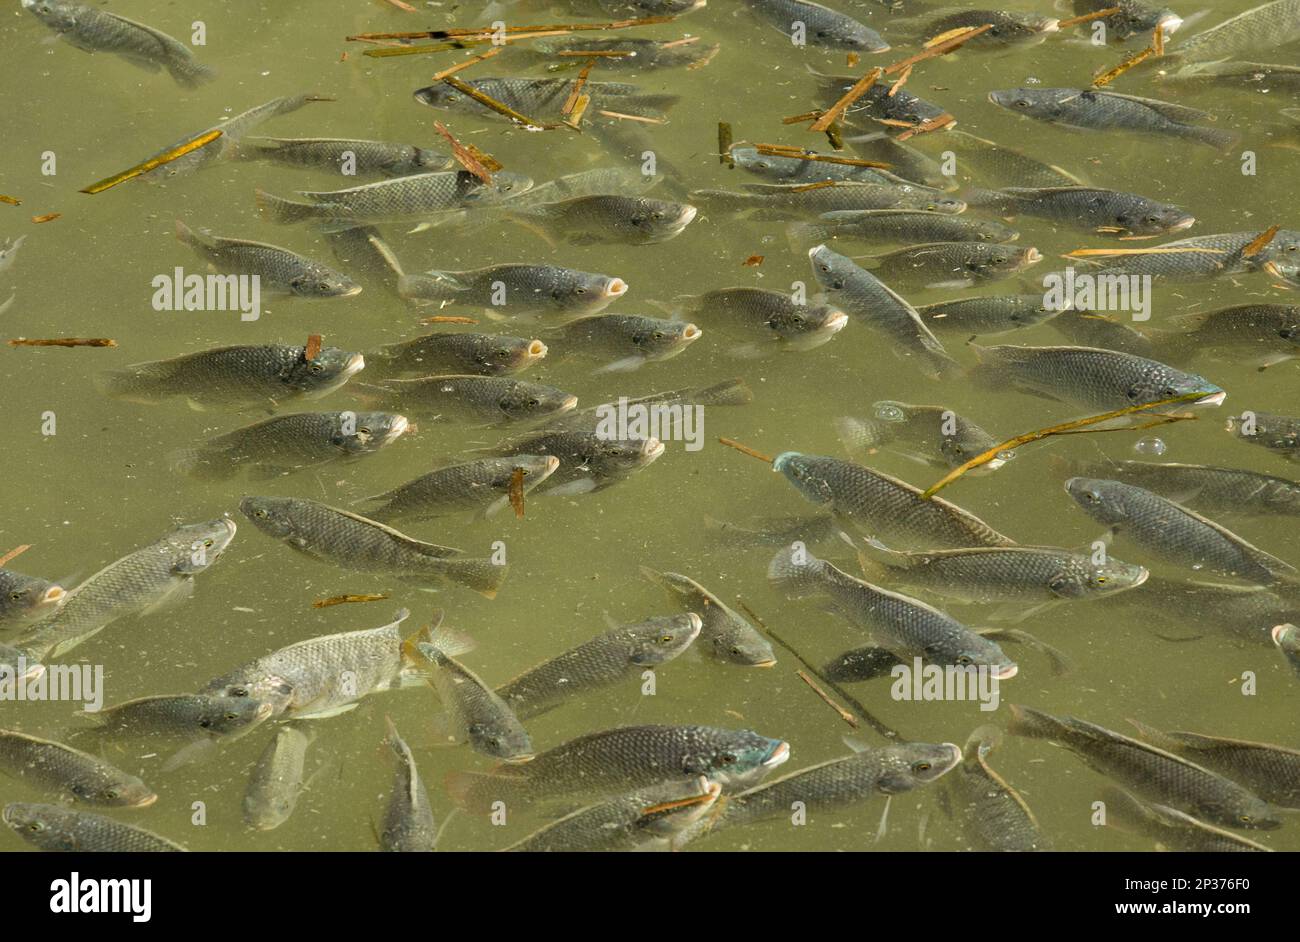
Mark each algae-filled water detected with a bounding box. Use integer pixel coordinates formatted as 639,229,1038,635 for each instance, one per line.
1,0,1298,853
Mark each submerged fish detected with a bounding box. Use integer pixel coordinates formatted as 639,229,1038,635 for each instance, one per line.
673,287,848,356
835,400,1006,471
1101,786,1270,852
483,429,664,496
970,344,1225,411
1046,310,1157,358
918,10,1059,44
238,137,454,177
1227,411,1300,463
87,694,273,743
22,0,215,87
202,609,422,719
173,222,360,299
528,36,719,72
413,615,533,762
497,614,701,718
363,455,559,522
1129,721,1300,808
692,182,962,220
1057,459,1300,517
942,727,1048,851
18,519,236,662
240,497,507,597
740,0,889,51
1168,0,1300,64
413,77,679,122
447,724,790,811
642,569,775,667
917,294,1065,336
380,718,436,852
1065,477,1297,584
358,375,577,428
548,314,702,372
773,452,1015,549
369,334,548,378
848,241,1042,290
965,187,1194,237
1069,1,1182,41
1088,230,1300,284
1007,705,1280,830
0,730,154,807
789,210,1018,248
143,95,322,181
1273,624,1300,677
942,129,1085,189
768,544,1018,676
171,411,408,480
1152,304,1300,366
0,567,66,626
988,88,1236,149
504,777,722,852
396,264,627,321
730,146,905,185
3,803,185,852
243,725,315,831
98,343,365,411
813,72,948,128
500,195,698,246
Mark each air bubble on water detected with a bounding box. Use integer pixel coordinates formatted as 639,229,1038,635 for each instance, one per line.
1133,437,1167,456
1025,77,1042,85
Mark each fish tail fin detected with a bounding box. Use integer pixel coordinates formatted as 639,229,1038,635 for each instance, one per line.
1005,703,1061,741
438,558,508,599
785,221,830,250
1126,718,1179,751
166,446,231,480
171,59,218,89
173,219,204,248
444,769,519,813
691,378,753,407
766,544,825,596
255,188,317,224
396,272,463,302
1191,125,1238,151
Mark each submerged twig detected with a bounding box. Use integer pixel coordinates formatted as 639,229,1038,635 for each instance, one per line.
1056,6,1121,29
0,545,32,567
796,670,859,729
313,594,389,609
718,437,773,463
80,129,223,194
810,67,881,132
9,337,116,347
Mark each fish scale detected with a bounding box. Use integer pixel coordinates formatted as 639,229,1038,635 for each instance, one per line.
3,803,186,852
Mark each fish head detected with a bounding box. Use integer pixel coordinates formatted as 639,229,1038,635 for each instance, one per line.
986,13,1059,43
1272,624,1300,657
239,495,300,540
337,412,409,455
708,625,777,667
289,266,362,299
503,454,562,494
683,730,789,787
875,742,963,793
988,87,1069,121
411,83,480,114
809,19,888,53
972,218,1021,242
1226,797,1283,831
772,452,837,506
1129,363,1225,408
1064,476,1134,526
591,435,664,475
921,195,967,215
289,346,366,398
1114,202,1196,237
411,146,453,172
202,671,295,717
626,199,697,243
166,517,238,574
627,613,703,666
728,147,786,178
200,695,277,737
1,803,78,851
926,635,1019,680
21,1,76,30
806,243,854,293
554,269,629,315
0,574,66,622
479,337,548,375
627,318,702,360
769,303,847,343
472,171,534,205
499,382,577,423
74,773,156,808
467,721,534,764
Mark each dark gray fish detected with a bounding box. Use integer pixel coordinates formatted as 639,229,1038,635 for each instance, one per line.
0,730,154,808
243,725,314,831
1152,304,1300,366
1164,60,1300,88
238,137,453,177
446,724,790,812
323,225,404,290
370,333,547,378
1058,459,1300,517
504,777,722,852
858,541,1149,605
988,88,1236,149
143,95,322,181
943,727,1049,851
87,694,273,742
688,741,960,842
359,375,577,427
363,455,559,522
845,133,949,188
17,519,236,662
768,545,1018,676
1167,0,1300,64
98,343,365,411
565,0,707,16
1273,624,1300,676
692,181,963,220
808,244,959,377
942,129,1086,188
1099,575,1300,645
918,10,1059,44
239,496,507,597
673,287,848,356
528,36,719,72
835,399,1007,471
497,614,702,719
1227,411,1300,463
22,0,215,87
848,241,1042,290
548,314,702,372
789,210,1018,248
1100,786,1270,852
1069,1,1183,41
483,428,664,496
918,294,1065,336
1087,230,1300,284
414,620,533,763
396,264,627,321
642,569,776,667
1008,705,1281,830
380,718,436,852
1065,477,1296,583
970,343,1225,411
812,73,947,127
965,187,1194,237
773,452,1016,549
202,609,422,719
174,221,360,299
501,195,697,246
730,146,905,185
256,171,533,230
3,803,185,852
1046,310,1157,358
740,0,889,50
413,77,679,122
171,411,408,480
1128,721,1300,808
0,568,66,626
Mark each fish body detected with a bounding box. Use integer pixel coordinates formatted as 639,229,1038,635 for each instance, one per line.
89,694,273,742
836,400,1004,470
396,264,627,321
3,803,185,851
740,0,890,50
849,241,1042,290
485,429,664,495
917,294,1064,335
364,455,559,522
174,222,360,298
528,36,719,71
239,137,454,177
677,287,847,354
370,334,548,377
1129,722,1300,808
413,77,679,122
503,195,697,245
790,210,1018,248
944,728,1048,851
549,314,702,372
1069,1,1182,41
1102,787,1270,852
642,569,775,666
968,187,1193,237
0,730,154,807
692,181,962,219
360,375,577,427
1227,411,1300,463
243,725,314,830
988,88,1236,149
1060,460,1300,517
380,719,437,852
143,95,321,181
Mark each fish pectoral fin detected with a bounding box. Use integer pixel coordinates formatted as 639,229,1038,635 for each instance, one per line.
142,577,196,612
160,737,218,773
292,702,359,721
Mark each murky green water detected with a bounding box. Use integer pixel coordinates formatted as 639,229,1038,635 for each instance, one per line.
1,0,1298,851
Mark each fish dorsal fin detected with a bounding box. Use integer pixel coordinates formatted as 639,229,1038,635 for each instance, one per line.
1091,91,1211,123
323,505,463,557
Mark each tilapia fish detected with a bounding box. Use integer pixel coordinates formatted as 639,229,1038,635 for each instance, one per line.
174,221,360,299
369,333,548,378
379,718,436,852
240,496,506,597
238,137,454,178
397,264,627,321
243,725,315,831
3,803,185,852
363,455,559,522
740,0,889,51
0,730,155,807
642,568,775,667
988,88,1236,149
942,728,1048,852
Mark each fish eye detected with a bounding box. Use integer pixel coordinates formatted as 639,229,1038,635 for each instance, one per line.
1015,99,1031,108
224,711,240,720
575,286,587,294
359,426,372,435
1240,814,1253,822
199,717,212,728
1161,387,1178,398
230,686,249,697
254,509,269,518
103,789,120,801
652,331,665,340
528,398,541,407
310,364,324,374
9,592,21,602
659,634,675,644
956,655,972,666
819,263,831,273
914,761,932,773
1086,490,1102,504
1095,576,1108,585
718,753,737,765
203,538,214,547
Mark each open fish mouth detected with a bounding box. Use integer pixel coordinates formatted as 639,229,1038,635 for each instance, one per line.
823,311,850,334
681,323,703,342
763,740,791,768
526,340,548,360
384,415,411,443
1194,389,1227,406
604,278,629,298
993,663,1019,681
